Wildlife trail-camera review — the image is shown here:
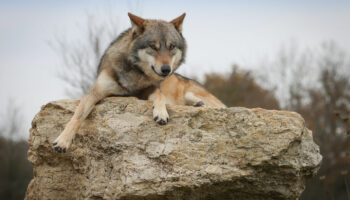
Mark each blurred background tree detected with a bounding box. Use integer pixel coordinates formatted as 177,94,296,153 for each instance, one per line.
292,42,350,200
256,41,350,199
0,102,33,200
49,14,121,98
203,65,280,109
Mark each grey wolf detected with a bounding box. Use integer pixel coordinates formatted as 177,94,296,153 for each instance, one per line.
53,13,225,153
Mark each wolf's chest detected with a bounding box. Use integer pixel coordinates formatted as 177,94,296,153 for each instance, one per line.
116,70,154,93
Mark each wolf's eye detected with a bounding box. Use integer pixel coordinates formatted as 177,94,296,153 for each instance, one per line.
149,45,158,51
169,44,175,50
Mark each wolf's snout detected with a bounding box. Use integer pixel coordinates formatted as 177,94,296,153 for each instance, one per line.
161,65,171,76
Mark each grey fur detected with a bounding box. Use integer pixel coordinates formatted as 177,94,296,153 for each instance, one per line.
98,19,187,94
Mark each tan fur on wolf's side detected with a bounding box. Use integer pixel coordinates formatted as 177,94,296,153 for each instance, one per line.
152,74,226,108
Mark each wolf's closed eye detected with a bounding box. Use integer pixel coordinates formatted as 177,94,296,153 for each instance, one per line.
149,44,158,51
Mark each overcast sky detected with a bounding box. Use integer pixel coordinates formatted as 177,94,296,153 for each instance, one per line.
1,0,349,138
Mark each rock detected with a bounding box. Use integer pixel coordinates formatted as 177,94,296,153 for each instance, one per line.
25,97,322,200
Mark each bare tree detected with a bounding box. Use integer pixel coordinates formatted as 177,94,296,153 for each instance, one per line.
0,101,32,200
0,100,24,141
335,112,350,134
258,41,350,200
49,14,121,98
256,41,319,109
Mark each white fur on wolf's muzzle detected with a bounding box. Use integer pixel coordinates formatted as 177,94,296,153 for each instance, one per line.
137,49,182,77
137,49,168,77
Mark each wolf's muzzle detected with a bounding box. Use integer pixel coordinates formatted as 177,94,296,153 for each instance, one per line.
161,65,171,76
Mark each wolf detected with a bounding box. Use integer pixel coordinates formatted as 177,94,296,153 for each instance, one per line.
53,13,225,153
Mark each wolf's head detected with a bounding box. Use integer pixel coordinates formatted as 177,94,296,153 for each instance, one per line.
128,13,187,81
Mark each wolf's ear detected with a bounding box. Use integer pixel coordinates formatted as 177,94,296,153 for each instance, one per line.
170,13,186,33
128,13,145,34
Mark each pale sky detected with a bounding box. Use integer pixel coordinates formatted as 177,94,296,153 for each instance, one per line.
1,0,349,138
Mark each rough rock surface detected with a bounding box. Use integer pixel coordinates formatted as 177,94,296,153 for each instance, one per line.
25,97,322,200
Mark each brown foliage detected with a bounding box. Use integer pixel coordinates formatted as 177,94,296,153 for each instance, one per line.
203,65,280,109
272,42,350,200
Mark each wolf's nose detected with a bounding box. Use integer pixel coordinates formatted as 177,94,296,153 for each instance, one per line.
161,65,171,75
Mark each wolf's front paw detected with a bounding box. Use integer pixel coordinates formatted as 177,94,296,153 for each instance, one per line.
153,107,169,125
52,132,73,153
193,101,204,107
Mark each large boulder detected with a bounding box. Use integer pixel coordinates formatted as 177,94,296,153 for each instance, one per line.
25,97,321,200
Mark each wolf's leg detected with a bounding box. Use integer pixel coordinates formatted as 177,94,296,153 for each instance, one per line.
53,69,120,153
151,89,169,125
185,83,227,108
185,92,204,107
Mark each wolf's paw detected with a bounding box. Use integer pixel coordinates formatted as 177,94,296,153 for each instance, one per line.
193,101,204,107
52,133,73,153
153,107,169,125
